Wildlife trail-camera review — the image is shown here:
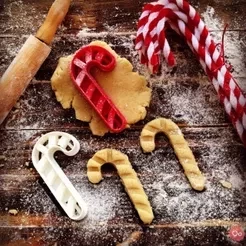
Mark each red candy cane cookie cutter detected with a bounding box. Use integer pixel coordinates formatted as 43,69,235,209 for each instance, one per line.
135,0,246,146
70,45,127,133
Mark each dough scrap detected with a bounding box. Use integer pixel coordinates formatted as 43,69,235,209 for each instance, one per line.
87,148,154,224
219,180,232,189
140,118,205,191
51,41,152,136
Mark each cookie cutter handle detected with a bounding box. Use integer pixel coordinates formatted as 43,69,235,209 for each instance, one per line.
70,45,127,133
32,131,88,220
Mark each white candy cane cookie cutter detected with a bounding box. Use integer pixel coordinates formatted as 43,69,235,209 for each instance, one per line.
32,131,87,220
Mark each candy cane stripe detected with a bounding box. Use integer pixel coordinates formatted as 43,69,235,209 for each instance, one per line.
189,6,196,19
136,0,246,145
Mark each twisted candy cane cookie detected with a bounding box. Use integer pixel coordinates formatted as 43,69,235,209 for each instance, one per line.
140,118,205,191
87,149,154,224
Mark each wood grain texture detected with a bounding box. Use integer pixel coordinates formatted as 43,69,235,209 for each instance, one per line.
0,0,246,245
0,0,246,36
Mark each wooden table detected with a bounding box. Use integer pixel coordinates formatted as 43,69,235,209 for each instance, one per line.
0,0,246,245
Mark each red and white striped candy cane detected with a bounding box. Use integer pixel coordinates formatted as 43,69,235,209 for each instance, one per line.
135,0,246,146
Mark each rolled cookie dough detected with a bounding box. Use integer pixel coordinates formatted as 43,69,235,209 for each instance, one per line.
51,41,151,136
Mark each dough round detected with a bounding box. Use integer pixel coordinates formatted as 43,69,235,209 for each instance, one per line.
51,41,151,136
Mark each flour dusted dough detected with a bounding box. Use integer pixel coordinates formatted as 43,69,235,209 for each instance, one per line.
140,118,205,191
51,41,151,136
87,148,154,224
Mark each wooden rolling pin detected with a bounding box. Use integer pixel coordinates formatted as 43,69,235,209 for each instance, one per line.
0,0,71,124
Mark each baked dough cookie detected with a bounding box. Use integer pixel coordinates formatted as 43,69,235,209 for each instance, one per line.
87,148,154,224
51,41,151,136
140,118,205,191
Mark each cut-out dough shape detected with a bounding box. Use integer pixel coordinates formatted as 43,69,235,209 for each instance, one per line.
140,118,205,191
32,131,88,220
87,148,154,224
51,41,152,136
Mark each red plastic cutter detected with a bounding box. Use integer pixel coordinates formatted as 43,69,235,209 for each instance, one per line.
70,45,127,133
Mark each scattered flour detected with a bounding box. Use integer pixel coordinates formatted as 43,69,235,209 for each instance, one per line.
19,176,118,224
1,0,47,34
201,6,221,31
73,178,118,224
201,6,246,79
229,174,245,190
0,1,246,245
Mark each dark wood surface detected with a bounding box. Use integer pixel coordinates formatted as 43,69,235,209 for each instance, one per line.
0,0,246,245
